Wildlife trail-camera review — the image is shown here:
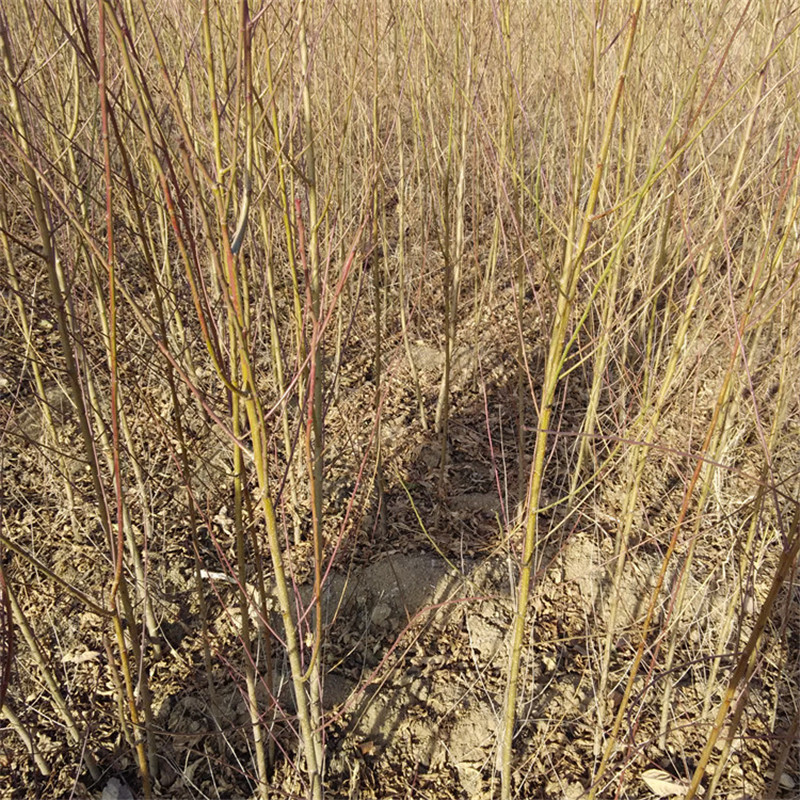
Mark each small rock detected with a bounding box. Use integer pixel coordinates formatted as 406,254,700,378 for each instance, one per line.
101,777,135,800
780,772,797,790
370,602,392,625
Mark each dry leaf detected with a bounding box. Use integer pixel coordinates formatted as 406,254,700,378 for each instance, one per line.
357,740,376,756
65,650,101,665
641,768,689,797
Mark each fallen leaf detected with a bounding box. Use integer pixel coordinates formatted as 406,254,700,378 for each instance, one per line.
65,650,101,665
357,740,376,756
641,768,689,797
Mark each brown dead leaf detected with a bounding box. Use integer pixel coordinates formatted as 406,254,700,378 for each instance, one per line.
357,740,376,756
641,768,690,797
